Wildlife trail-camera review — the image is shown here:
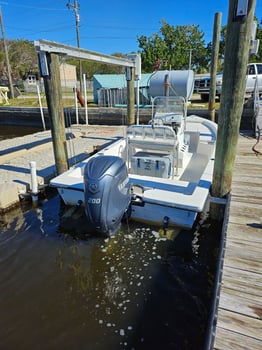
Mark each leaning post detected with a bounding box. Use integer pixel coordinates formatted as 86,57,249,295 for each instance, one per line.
40,52,69,175
210,0,257,221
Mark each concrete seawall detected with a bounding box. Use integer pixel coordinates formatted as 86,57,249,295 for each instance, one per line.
0,125,126,213
0,106,254,129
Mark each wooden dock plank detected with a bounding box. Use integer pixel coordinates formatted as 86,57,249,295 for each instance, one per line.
215,309,262,341
214,327,262,350
224,240,261,262
223,256,262,275
219,287,262,317
213,133,262,349
222,268,262,296
224,223,262,244
227,204,262,225
229,195,262,205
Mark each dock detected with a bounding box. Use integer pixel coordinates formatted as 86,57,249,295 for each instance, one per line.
212,132,262,349
0,125,126,212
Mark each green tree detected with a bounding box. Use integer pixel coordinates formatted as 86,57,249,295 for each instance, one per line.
0,39,38,80
209,18,262,68
137,33,168,72
250,19,262,62
137,20,208,73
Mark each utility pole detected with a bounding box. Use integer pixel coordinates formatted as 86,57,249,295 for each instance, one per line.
210,0,256,221
188,49,192,70
0,6,14,99
67,0,83,93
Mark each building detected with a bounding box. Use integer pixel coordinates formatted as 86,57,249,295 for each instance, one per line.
23,63,77,93
93,73,152,106
59,63,77,89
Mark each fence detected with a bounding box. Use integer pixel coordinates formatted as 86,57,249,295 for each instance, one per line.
97,86,150,107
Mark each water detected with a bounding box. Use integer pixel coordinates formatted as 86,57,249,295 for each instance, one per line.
0,127,221,349
0,125,41,141
0,190,221,350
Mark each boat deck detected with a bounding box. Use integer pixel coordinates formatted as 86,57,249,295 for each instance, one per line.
212,132,262,350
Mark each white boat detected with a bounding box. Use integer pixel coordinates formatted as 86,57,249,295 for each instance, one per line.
50,96,217,236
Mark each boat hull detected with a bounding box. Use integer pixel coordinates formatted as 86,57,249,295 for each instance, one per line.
57,186,197,229
51,113,217,231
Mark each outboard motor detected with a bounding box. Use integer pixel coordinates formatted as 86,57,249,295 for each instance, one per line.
84,155,131,236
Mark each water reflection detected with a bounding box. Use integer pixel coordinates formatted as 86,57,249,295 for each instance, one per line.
0,192,220,350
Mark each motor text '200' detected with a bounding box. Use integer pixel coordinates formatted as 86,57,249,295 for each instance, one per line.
87,198,101,204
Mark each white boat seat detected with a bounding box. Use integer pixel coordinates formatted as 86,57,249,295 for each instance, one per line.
127,125,178,178
127,124,178,153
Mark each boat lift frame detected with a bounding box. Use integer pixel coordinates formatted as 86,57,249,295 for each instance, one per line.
34,40,140,72
34,39,141,176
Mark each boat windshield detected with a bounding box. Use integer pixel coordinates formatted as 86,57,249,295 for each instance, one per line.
153,96,185,117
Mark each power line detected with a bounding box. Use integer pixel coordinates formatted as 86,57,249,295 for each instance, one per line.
0,3,67,11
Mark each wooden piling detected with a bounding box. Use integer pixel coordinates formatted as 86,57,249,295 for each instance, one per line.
127,66,135,125
43,53,69,175
210,0,256,221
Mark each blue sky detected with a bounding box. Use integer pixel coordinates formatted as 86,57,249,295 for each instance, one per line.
1,0,262,55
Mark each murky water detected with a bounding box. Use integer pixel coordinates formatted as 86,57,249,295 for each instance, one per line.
0,125,41,141
0,190,221,350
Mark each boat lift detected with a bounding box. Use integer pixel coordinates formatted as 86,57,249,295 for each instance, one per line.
34,39,141,176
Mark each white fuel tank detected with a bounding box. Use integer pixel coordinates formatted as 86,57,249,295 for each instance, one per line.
149,70,194,100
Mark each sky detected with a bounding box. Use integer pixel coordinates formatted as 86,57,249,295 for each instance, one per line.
1,0,262,55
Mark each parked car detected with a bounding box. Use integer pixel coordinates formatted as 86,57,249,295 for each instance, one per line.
194,63,262,102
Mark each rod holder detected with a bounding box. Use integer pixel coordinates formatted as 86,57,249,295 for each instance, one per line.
29,161,39,202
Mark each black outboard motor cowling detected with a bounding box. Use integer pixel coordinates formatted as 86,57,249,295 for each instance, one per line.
84,155,131,236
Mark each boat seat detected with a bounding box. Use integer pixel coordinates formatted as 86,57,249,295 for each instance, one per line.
127,124,178,153
127,125,177,178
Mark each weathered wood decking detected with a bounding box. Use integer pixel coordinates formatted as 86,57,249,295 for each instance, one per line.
213,131,262,349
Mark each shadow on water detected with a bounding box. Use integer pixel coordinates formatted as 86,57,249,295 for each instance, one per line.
0,190,221,350
0,125,41,141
